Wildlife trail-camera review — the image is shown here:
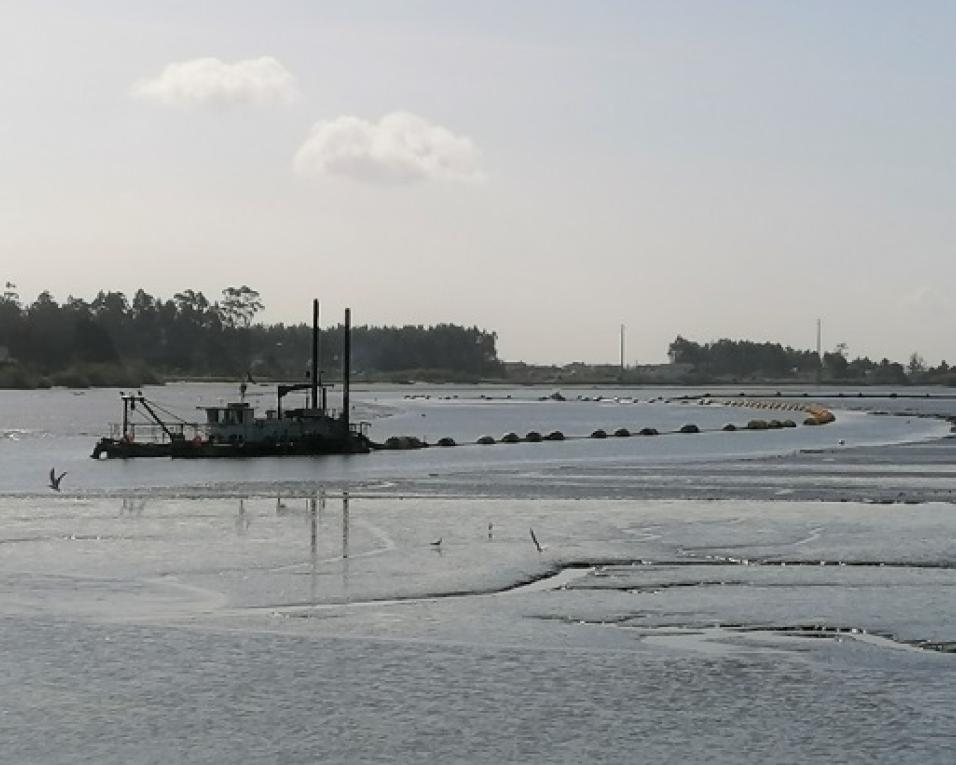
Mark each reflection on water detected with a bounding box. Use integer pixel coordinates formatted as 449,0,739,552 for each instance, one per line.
119,496,147,516
235,497,249,534
2,493,956,763
309,495,317,605
342,490,350,560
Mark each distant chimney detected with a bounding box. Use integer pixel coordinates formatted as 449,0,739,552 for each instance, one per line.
342,308,351,430
311,299,319,409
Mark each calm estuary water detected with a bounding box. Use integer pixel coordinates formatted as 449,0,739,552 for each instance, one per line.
1,384,955,762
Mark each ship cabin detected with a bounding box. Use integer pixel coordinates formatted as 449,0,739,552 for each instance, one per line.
202,402,254,444
200,400,347,446
204,402,256,428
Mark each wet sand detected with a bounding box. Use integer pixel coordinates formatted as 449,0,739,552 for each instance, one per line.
3,388,956,762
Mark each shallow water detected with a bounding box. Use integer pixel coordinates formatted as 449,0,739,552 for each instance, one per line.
0,383,949,496
2,495,956,763
2,384,956,762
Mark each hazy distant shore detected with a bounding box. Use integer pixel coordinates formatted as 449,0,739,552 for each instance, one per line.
0,361,162,390
3,360,956,391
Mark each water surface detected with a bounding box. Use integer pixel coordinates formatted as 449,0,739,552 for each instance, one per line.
2,384,956,762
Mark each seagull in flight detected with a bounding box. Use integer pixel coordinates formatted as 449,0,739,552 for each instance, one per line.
48,468,67,492
430,537,442,547
529,527,543,553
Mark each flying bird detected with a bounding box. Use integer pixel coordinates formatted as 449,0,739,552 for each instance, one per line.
529,527,543,553
48,468,67,492
430,537,442,547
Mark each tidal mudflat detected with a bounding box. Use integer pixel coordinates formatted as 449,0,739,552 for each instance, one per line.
2,385,956,762
3,492,956,763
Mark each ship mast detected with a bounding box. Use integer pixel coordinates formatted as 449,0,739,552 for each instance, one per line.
342,307,351,431
312,299,319,410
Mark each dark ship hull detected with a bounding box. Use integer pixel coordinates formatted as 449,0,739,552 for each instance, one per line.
91,432,370,460
170,433,370,458
90,438,175,460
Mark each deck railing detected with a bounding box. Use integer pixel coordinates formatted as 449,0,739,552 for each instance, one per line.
108,422,204,443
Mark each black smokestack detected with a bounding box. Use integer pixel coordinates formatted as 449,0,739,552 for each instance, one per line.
342,307,351,430
311,299,319,409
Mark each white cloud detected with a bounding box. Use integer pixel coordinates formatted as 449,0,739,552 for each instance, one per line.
132,56,299,107
898,286,941,311
293,111,482,184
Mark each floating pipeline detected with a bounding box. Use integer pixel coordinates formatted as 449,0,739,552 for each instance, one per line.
370,396,837,450
380,435,428,450
722,398,836,426
376,402,835,450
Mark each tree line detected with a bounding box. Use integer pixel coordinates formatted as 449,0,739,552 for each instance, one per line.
667,335,956,385
1,281,950,388
0,284,502,387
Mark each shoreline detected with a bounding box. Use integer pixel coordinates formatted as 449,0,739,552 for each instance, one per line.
4,366,956,392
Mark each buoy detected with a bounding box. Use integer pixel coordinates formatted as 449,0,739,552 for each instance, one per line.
385,435,427,449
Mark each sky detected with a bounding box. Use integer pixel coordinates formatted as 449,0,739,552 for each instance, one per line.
1,1,955,365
